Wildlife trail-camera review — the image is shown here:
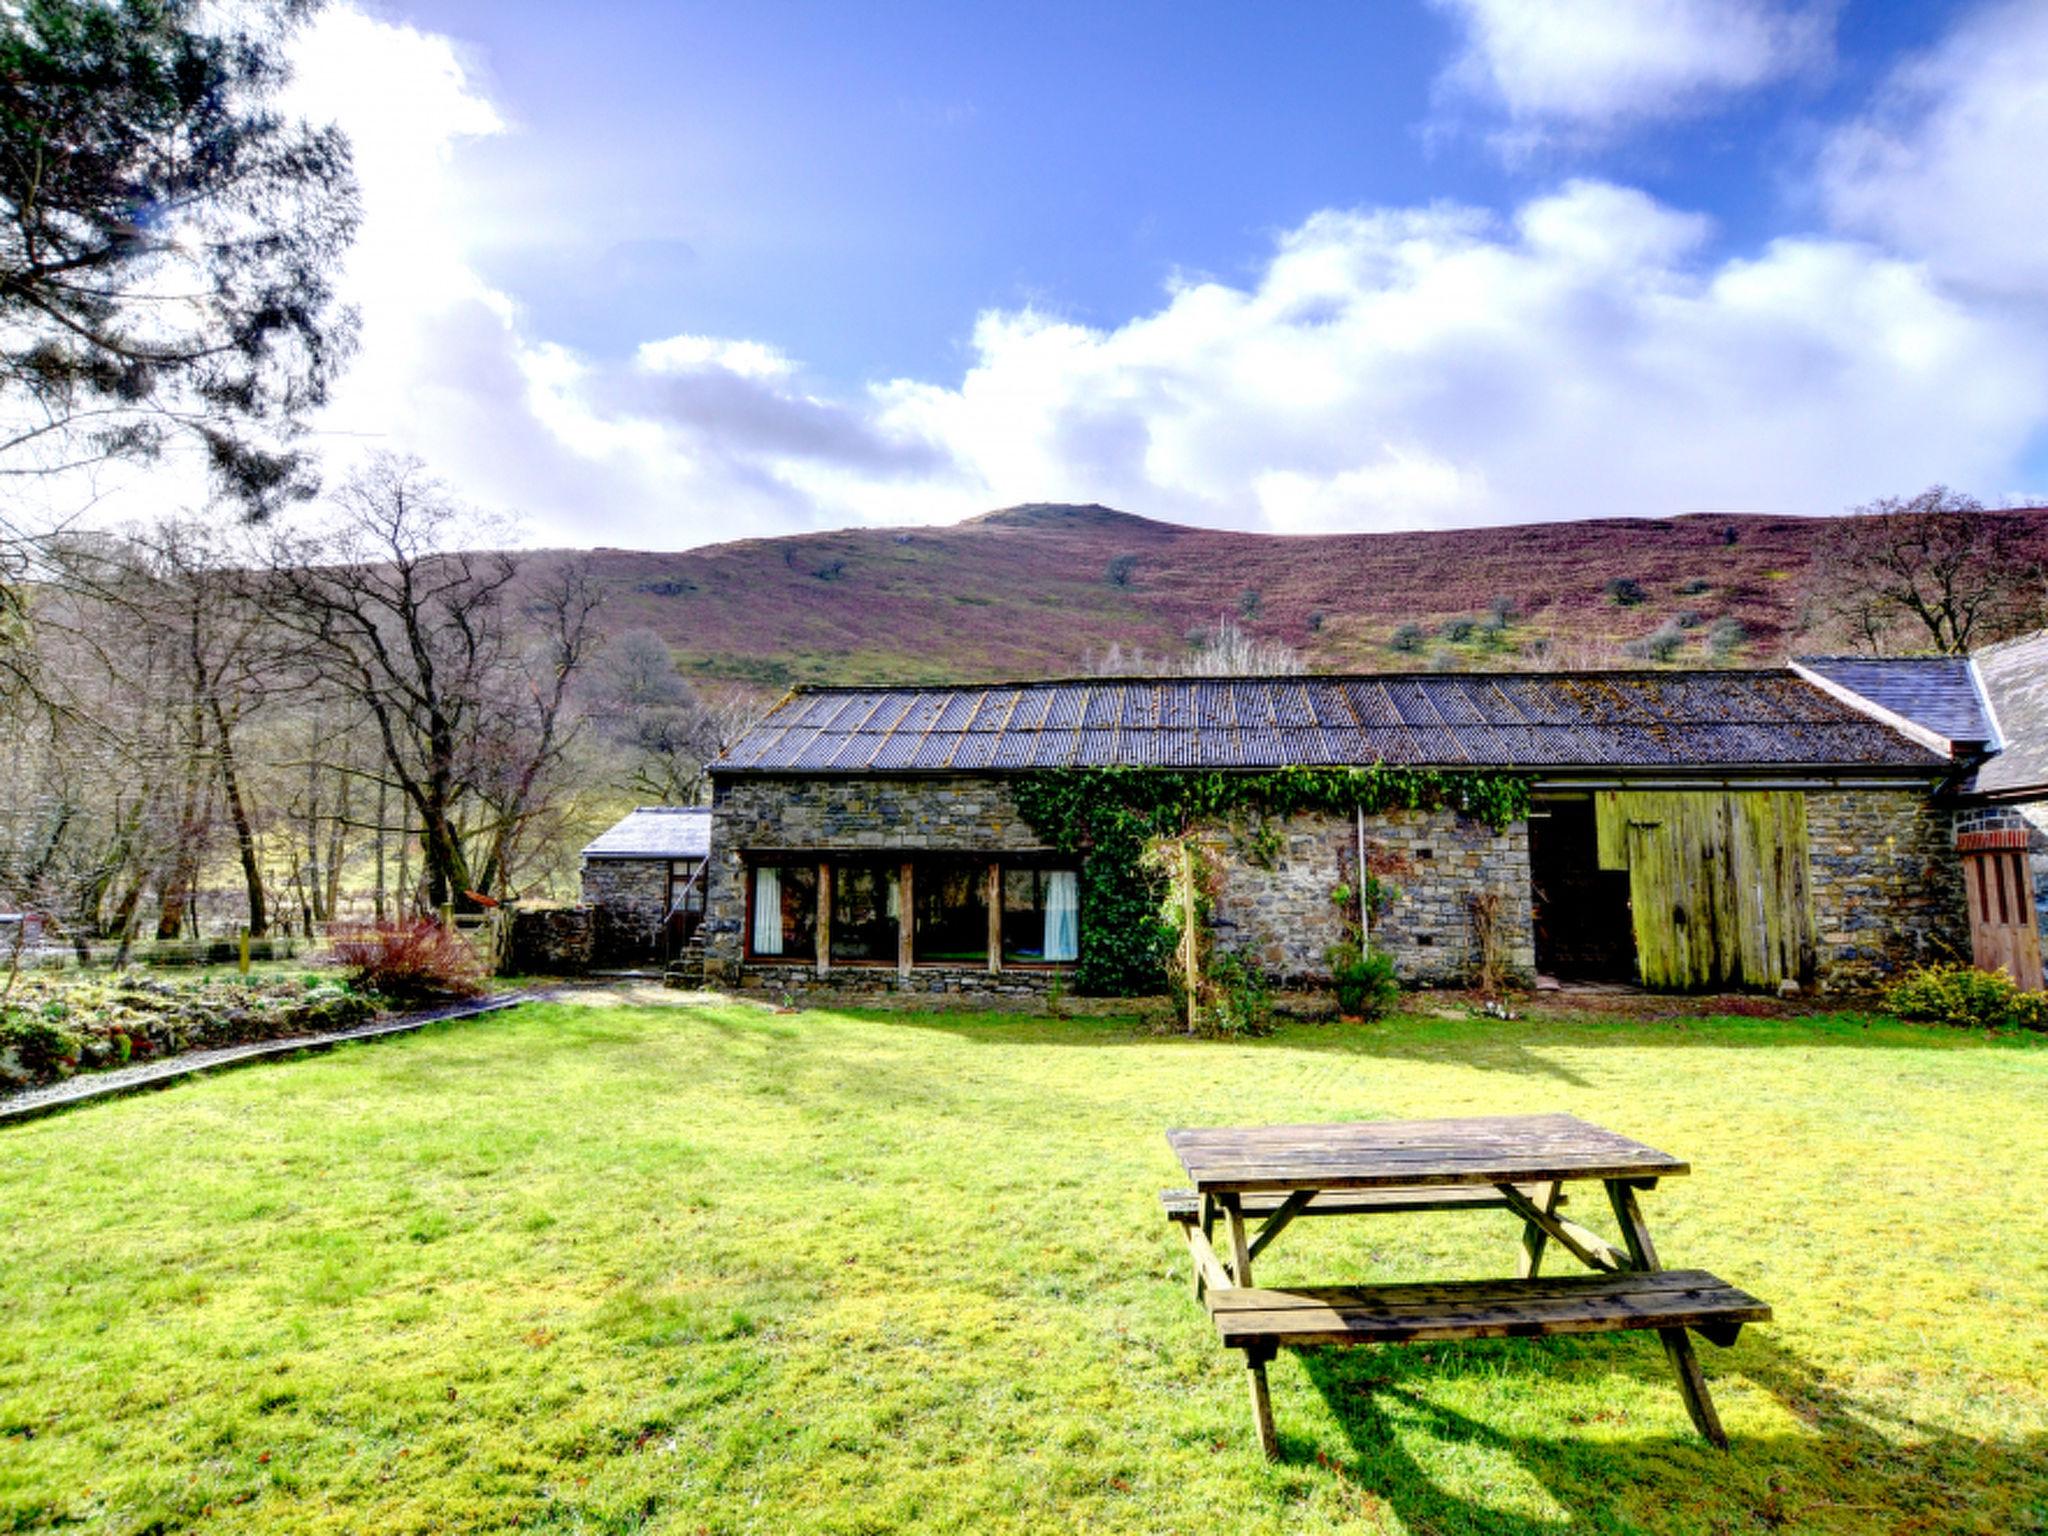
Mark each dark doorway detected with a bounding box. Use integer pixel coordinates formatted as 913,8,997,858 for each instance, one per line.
1530,795,1637,982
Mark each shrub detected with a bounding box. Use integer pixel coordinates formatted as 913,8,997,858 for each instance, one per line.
1326,941,1399,1020
1438,616,1479,643
1307,610,1325,633
1104,553,1139,588
329,920,487,1002
1237,587,1261,619
1708,616,1746,657
1388,622,1425,653
1488,595,1518,624
1882,963,2045,1030
1606,577,1646,606
1676,576,1712,596
1625,619,1687,662
0,1014,80,1075
1203,951,1272,1037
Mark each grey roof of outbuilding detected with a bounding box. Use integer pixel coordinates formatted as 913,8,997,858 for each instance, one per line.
713,671,1945,775
1966,631,2048,797
1789,655,1995,749
581,807,711,860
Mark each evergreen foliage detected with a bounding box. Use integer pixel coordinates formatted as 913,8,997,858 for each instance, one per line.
1013,766,1531,995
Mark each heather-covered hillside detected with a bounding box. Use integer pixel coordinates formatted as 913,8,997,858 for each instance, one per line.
539,504,2048,688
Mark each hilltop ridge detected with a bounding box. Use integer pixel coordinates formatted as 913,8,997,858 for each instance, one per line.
538,504,2048,690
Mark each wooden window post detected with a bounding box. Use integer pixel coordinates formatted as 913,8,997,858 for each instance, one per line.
815,860,832,977
898,861,914,978
987,860,1003,973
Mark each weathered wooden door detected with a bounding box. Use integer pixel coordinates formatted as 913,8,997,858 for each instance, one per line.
1594,790,1815,990
1958,829,2044,990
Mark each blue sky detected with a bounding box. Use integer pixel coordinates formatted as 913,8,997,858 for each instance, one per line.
276,1,2048,546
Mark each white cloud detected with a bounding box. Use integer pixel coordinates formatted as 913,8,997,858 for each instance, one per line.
873,179,2045,530
1434,0,1831,142
244,6,2048,549
1819,0,2048,299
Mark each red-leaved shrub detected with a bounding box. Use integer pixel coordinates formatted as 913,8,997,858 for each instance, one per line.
328,919,487,1002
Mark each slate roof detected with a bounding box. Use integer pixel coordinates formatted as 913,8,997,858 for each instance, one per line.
1790,655,1995,750
1967,631,2048,797
581,807,711,860
714,671,1945,775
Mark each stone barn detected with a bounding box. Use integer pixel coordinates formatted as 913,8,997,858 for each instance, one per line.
700,670,1981,999
579,806,712,965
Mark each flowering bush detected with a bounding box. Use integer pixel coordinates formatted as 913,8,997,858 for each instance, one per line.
1881,963,2048,1031
327,919,487,1003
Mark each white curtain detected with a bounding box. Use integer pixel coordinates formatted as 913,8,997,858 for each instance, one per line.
753,865,783,955
885,872,901,921
1044,869,1080,962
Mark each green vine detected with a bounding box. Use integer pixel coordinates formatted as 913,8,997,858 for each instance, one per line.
1012,766,1531,996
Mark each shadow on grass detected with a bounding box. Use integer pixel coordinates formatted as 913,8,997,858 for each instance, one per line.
842,1006,2038,1090
1288,1328,2046,1533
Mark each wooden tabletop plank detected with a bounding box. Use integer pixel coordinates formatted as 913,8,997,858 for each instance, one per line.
1167,1113,1686,1193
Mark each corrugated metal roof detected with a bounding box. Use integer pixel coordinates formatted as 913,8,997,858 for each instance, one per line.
581,807,712,860
1791,655,1994,748
714,672,1945,775
1965,631,2048,797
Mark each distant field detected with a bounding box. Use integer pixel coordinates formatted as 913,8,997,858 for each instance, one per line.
537,502,2048,688
3,995,2043,1534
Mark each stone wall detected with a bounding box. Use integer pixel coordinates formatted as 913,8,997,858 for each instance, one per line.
1808,789,1966,989
580,858,669,963
1208,808,1535,987
703,774,1047,979
507,905,594,975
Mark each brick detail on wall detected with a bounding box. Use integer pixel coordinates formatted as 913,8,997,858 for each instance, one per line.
580,859,669,963
1208,808,1535,987
1956,800,2048,968
1807,790,1966,989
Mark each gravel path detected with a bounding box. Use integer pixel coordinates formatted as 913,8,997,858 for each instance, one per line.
0,989,563,1127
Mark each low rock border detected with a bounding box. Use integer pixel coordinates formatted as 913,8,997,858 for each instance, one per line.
0,989,559,1127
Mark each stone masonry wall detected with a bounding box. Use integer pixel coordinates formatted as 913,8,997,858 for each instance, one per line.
1208,808,1535,988
507,905,594,974
704,775,1048,981
580,858,669,963
1808,790,1966,990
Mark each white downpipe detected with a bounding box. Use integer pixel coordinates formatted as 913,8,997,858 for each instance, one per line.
1355,804,1369,947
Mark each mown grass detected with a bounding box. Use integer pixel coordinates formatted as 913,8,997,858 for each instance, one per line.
1,997,2043,1534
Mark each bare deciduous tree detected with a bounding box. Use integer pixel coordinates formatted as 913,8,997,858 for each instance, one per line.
1805,487,2047,654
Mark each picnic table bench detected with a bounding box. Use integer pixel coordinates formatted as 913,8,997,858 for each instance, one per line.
1162,1113,1770,1457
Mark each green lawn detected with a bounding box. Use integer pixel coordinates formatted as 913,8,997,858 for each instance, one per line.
2,995,2044,1535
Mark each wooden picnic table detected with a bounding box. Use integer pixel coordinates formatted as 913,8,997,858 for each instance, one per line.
1161,1112,1769,1458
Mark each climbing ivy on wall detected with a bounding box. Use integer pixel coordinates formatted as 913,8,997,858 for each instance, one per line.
1012,766,1532,996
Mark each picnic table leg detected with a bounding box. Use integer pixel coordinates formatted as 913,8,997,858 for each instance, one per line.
1244,1342,1279,1460
1220,1193,1255,1287
1517,1180,1560,1278
1606,1179,1729,1450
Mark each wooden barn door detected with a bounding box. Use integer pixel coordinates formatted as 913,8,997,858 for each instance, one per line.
1595,790,1815,990
1958,830,2043,990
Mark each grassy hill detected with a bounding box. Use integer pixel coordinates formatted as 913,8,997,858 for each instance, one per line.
540,503,2048,689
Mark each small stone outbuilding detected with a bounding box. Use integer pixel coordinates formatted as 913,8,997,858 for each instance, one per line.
578,807,711,964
